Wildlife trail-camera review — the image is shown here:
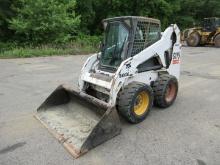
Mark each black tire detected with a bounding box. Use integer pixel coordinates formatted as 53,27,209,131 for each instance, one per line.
153,74,178,108
214,34,220,47
117,82,153,123
186,32,200,47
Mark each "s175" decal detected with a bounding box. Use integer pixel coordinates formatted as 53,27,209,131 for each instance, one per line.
172,52,180,64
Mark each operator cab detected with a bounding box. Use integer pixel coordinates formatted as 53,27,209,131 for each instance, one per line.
203,17,220,32
99,16,161,72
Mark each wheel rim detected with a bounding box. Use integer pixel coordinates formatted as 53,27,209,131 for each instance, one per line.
187,33,199,46
189,36,196,45
189,37,195,44
134,91,149,116
165,82,177,103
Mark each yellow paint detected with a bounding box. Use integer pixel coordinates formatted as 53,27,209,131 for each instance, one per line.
134,91,149,116
201,32,210,36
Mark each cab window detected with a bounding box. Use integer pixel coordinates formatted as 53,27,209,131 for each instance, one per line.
147,23,161,45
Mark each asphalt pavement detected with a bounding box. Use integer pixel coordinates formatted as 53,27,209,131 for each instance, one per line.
0,47,220,165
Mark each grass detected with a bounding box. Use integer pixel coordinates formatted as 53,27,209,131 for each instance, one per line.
0,44,97,59
0,36,100,58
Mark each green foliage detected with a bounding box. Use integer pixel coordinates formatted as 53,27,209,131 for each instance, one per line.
76,0,220,32
76,0,95,34
0,0,220,58
0,0,16,40
9,0,80,43
0,35,101,58
176,0,220,29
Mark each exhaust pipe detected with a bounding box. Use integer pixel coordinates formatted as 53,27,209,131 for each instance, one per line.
34,85,121,158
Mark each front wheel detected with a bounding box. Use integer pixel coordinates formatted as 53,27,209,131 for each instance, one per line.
153,74,178,108
186,32,200,47
117,82,153,123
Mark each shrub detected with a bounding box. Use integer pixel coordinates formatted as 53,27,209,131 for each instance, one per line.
9,0,80,44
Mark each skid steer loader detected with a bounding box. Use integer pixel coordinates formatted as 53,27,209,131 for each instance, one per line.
35,16,181,158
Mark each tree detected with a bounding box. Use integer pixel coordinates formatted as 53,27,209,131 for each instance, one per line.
1,0,220,44
0,0,17,40
76,0,220,33
76,0,95,34
9,0,80,43
173,0,220,29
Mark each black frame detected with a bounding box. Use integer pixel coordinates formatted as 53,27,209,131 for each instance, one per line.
100,16,161,72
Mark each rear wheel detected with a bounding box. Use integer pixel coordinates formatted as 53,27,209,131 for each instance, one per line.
186,32,200,47
117,82,153,123
214,34,220,47
153,74,178,108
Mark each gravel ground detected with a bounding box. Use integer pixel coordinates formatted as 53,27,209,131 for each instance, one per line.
0,47,220,165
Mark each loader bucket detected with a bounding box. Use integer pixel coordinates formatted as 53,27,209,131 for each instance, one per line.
34,85,121,158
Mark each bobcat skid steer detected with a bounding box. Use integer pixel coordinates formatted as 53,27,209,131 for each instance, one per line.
35,16,181,158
